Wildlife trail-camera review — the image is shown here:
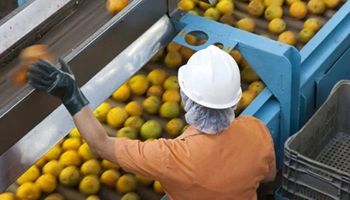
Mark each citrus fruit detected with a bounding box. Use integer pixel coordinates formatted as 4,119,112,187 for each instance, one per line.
299,28,315,43
268,18,286,34
44,145,62,161
78,143,97,161
166,42,182,52
153,181,164,194
106,0,128,13
178,0,195,11
160,102,180,119
184,34,198,46
198,1,212,10
289,1,307,19
116,174,137,193
59,150,81,167
16,182,41,200
112,84,130,102
100,169,120,187
278,31,296,45
236,90,257,112
121,192,140,200
135,174,153,186
264,0,284,6
180,47,195,61
20,44,52,69
166,118,185,138
81,159,102,176
304,18,321,32
59,166,80,187
286,0,299,5
17,166,40,185
0,192,16,200
230,50,242,64
264,5,283,20
164,51,182,69
147,85,164,97
35,174,57,193
69,128,80,137
43,160,63,177
307,0,325,14
247,0,265,16
62,137,82,151
163,76,179,90
203,8,221,21
216,0,234,15
102,160,120,170
35,158,46,168
44,193,64,200
128,74,149,96
162,90,181,103
140,120,162,139
124,116,145,131
116,127,138,139
125,101,143,116
106,107,129,128
86,195,101,200
79,175,100,195
93,102,112,122
143,96,162,115
236,17,256,32
323,0,340,8
147,69,168,85
241,67,260,83
248,81,266,95
150,49,164,62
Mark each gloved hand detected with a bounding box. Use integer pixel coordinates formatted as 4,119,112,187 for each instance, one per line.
27,58,89,116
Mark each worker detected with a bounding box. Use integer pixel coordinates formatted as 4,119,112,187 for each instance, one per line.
27,45,276,200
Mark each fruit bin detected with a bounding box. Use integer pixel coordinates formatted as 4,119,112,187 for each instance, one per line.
282,80,350,199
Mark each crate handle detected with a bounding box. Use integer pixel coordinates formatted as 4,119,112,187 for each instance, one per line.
306,169,333,182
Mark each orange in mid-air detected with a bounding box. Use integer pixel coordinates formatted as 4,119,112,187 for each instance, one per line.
106,0,129,14
13,44,53,85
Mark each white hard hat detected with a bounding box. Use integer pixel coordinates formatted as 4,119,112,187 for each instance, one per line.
178,45,242,109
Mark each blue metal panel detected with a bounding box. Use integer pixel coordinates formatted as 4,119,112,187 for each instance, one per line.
172,14,300,167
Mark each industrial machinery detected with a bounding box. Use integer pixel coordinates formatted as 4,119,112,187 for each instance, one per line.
1,0,350,198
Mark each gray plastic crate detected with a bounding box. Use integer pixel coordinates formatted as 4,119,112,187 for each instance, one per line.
282,80,350,200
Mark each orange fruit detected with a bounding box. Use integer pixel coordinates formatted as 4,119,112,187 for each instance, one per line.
128,74,149,96
236,17,256,32
230,50,242,64
166,118,185,138
203,8,221,21
278,31,296,45
116,174,137,193
100,169,120,187
164,51,183,69
125,101,143,116
264,5,283,21
140,120,162,139
143,96,162,115
304,18,321,32
307,0,325,14
247,0,265,16
160,102,180,119
162,90,181,103
289,1,307,19
106,0,128,14
147,85,164,97
112,84,130,102
298,28,315,43
268,18,286,34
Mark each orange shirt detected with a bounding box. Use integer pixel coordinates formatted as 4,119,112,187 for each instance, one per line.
114,116,276,200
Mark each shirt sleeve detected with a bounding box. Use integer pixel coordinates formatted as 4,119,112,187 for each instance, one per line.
114,137,172,181
259,121,276,182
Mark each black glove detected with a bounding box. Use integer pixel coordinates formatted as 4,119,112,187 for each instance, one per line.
27,58,89,116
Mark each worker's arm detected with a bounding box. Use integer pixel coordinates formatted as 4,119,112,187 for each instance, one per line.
73,106,117,163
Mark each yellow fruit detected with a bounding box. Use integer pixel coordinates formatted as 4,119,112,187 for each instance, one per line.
184,34,198,46
264,0,284,6
289,1,307,19
44,193,64,200
62,137,82,151
135,174,153,186
166,118,185,138
178,0,195,11
219,14,235,26
35,158,46,168
59,150,81,167
264,5,283,21
248,81,266,95
236,90,257,112
43,160,63,177
128,74,149,96
140,120,162,139
147,69,168,86
0,192,15,200
116,174,137,193
299,28,315,43
163,76,179,90
125,101,143,116
150,49,164,63
268,18,286,34
307,0,325,14
78,143,97,161
143,96,162,115
124,116,144,131
116,127,138,139
16,182,41,200
230,50,242,64
35,174,57,193
180,47,195,61
93,102,112,122
286,0,299,5
79,175,100,195
164,51,182,69
198,1,212,10
153,181,164,194
106,0,128,14
166,42,182,52
81,159,102,176
100,169,120,187
236,17,255,32
147,85,164,97
112,84,130,102
203,8,221,21
162,90,181,103
106,107,129,128
102,160,120,170
44,145,62,161
240,58,251,69
216,0,234,15
323,0,340,8
304,18,321,32
86,195,101,200
247,0,265,16
278,31,296,45
17,166,40,185
160,102,180,119
241,67,260,83
121,192,140,200
69,128,80,137
59,166,80,187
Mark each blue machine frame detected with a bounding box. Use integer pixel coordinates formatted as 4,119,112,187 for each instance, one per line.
172,14,301,166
